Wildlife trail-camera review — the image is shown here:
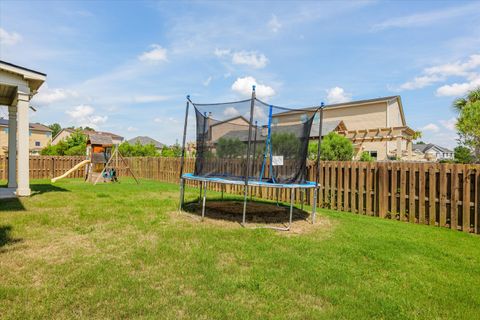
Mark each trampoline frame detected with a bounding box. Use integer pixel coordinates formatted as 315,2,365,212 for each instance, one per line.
178,87,325,231
179,173,318,231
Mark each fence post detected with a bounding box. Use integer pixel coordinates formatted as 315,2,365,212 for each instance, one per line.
377,162,388,218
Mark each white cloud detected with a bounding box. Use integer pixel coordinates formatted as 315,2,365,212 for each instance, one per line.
232,51,268,69
223,107,240,117
372,3,480,31
231,76,275,99
66,104,107,128
154,116,179,124
215,49,268,69
32,84,78,105
421,123,440,133
0,28,22,46
214,48,230,57
326,87,351,104
268,14,282,32
138,44,168,62
398,75,445,90
436,74,480,97
425,54,480,77
133,95,170,103
203,76,212,86
127,126,138,132
396,53,480,94
439,118,457,131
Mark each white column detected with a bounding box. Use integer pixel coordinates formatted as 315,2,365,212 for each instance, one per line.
7,105,17,188
16,92,31,196
407,140,413,161
396,137,402,159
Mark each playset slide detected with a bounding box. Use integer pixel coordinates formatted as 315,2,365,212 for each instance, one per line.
51,159,91,183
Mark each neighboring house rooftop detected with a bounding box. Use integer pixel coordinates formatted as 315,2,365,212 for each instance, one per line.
52,128,124,142
127,136,164,149
274,95,406,126
0,118,52,132
413,143,453,154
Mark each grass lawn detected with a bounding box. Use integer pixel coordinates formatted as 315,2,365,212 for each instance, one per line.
1,179,480,319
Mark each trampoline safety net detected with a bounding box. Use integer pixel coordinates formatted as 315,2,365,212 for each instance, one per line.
191,96,320,184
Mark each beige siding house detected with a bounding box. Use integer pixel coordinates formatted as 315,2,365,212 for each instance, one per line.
0,118,52,155
273,96,414,160
202,95,414,161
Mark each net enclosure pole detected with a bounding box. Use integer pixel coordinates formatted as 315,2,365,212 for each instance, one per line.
178,96,190,211
242,85,256,225
312,103,324,224
250,121,258,200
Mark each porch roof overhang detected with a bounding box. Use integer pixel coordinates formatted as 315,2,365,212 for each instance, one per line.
0,60,46,105
338,126,415,142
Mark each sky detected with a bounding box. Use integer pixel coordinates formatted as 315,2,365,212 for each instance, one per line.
0,0,479,148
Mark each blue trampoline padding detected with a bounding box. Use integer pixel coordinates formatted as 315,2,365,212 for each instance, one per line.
182,173,317,189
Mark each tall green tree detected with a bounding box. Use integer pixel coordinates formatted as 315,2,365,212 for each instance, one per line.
454,87,480,160
308,132,354,161
48,123,62,137
119,141,160,157
454,146,473,164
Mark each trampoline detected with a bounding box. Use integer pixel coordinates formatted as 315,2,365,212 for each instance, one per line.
178,85,324,231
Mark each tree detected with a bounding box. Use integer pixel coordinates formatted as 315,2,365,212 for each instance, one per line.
271,132,300,159
118,141,160,157
454,87,480,160
161,143,182,157
216,137,246,158
359,151,374,162
454,146,473,164
412,130,422,141
40,129,87,156
48,123,62,137
309,132,354,161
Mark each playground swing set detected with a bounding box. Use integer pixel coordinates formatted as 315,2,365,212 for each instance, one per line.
51,133,138,184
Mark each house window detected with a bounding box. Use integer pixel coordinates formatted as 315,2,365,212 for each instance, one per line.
46,132,51,137
29,130,32,136
3,128,8,133
35,141,41,147
369,151,378,159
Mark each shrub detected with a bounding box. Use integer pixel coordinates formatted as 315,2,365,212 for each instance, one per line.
309,132,353,161
359,151,374,162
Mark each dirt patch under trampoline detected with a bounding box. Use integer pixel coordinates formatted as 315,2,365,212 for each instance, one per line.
179,200,332,234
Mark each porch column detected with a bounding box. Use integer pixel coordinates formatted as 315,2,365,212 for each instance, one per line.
396,137,402,159
7,106,17,188
16,92,31,196
407,140,413,161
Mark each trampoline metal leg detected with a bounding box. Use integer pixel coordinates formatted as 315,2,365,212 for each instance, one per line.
276,188,279,206
179,178,185,211
288,188,294,229
312,187,318,224
300,189,304,212
198,180,203,204
201,181,207,221
221,184,224,200
242,184,248,226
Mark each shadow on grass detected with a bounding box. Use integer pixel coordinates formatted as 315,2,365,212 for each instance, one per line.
183,197,309,225
0,198,26,212
30,184,70,197
0,225,22,248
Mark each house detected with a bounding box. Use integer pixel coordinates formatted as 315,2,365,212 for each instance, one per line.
203,95,414,161
52,128,124,146
412,143,454,161
272,96,415,160
0,118,52,155
127,136,164,151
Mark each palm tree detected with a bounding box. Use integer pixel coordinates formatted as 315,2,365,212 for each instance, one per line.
452,87,480,112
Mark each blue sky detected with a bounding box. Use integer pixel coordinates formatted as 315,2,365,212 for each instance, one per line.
1,0,479,147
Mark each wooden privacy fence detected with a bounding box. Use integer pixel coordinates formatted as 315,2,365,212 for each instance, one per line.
0,156,478,234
